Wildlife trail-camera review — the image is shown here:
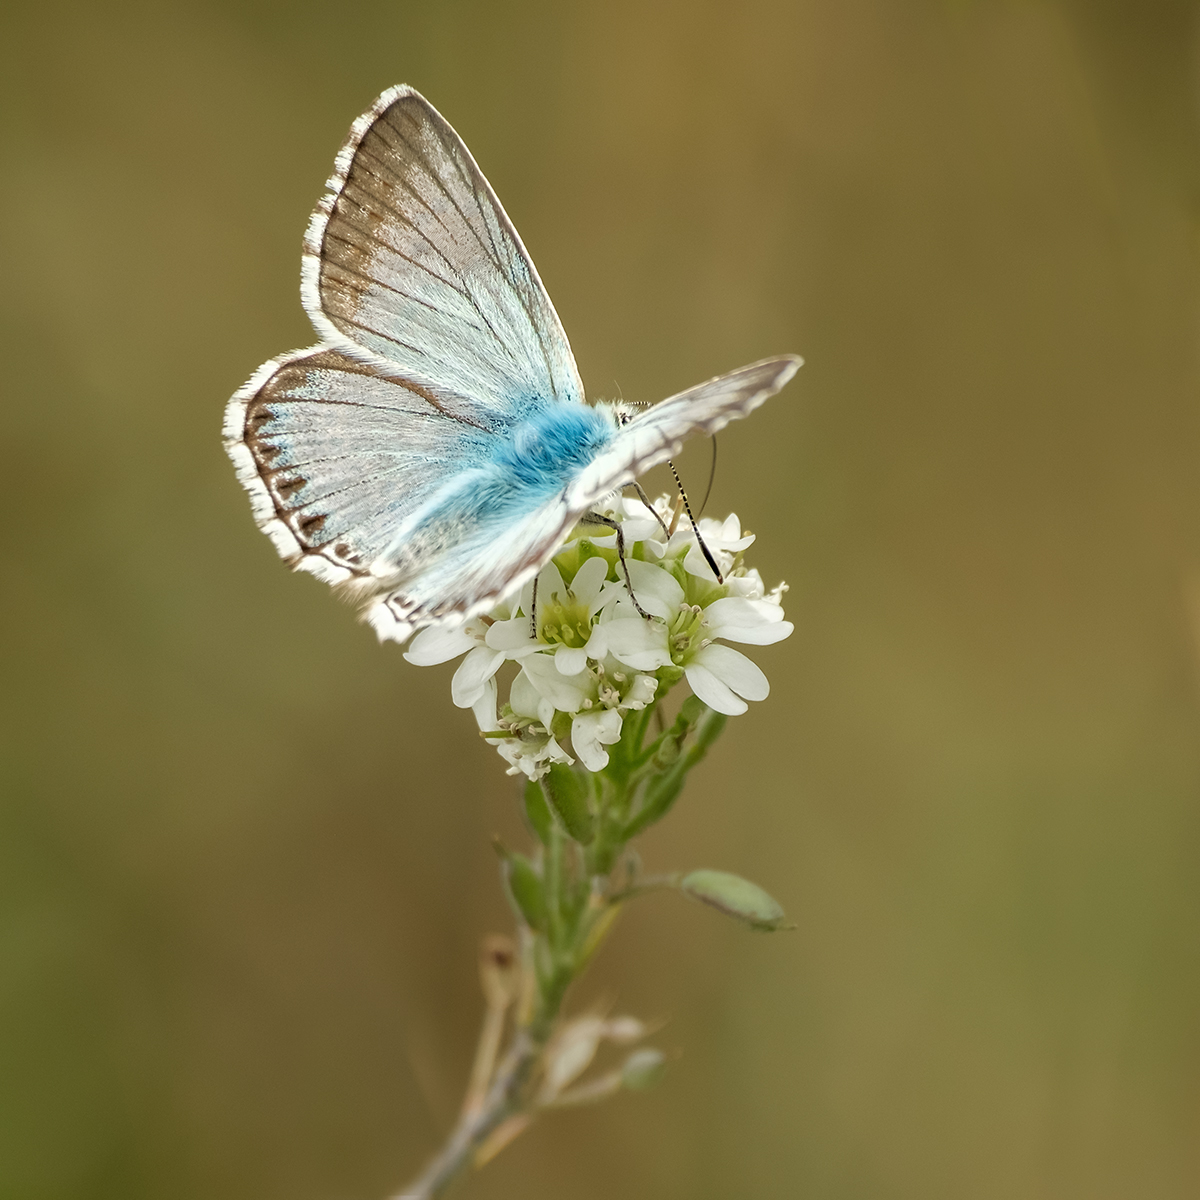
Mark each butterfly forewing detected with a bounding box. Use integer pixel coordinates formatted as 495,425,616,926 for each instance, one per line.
565,357,803,512
302,86,583,423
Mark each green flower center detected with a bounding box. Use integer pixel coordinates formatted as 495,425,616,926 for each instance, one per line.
538,591,592,649
667,603,706,665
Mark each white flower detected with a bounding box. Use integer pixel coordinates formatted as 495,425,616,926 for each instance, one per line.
571,708,623,772
676,512,755,579
403,600,533,709
488,663,574,780
497,731,574,780
400,495,792,772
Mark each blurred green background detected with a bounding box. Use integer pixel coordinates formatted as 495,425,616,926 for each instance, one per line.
3,1,1200,1197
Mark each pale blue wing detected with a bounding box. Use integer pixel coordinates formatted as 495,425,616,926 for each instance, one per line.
224,346,615,638
566,356,804,511
364,494,581,644
301,85,583,426
223,345,497,587
364,356,803,643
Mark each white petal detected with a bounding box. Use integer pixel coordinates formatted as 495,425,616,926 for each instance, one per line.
716,513,743,541
571,709,623,773
704,597,782,628
583,625,609,661
567,555,609,605
683,546,726,580
624,673,659,708
713,620,794,646
522,652,592,713
451,646,504,708
626,559,684,609
555,644,590,675
693,643,769,701
725,569,767,600
510,669,544,719
683,662,748,715
403,623,476,665
472,677,499,730
497,733,573,780
615,515,663,543
486,617,541,656
604,618,672,671
538,560,567,603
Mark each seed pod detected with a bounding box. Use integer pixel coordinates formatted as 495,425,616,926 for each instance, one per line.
679,869,791,931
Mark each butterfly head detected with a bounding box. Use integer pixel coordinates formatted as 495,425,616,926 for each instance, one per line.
605,400,645,429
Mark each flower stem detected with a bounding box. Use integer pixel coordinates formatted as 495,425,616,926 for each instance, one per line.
389,1026,550,1199
393,700,727,1197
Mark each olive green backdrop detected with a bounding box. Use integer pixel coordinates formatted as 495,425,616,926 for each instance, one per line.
3,2,1199,1197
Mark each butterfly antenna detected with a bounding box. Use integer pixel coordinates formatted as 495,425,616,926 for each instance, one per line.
697,436,718,518
668,460,723,583
529,576,539,639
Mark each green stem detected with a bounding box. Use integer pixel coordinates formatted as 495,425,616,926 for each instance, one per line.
394,701,727,1196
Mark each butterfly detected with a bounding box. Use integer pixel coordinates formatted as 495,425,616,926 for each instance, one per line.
223,85,802,645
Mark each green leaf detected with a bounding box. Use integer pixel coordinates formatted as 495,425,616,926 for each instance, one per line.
541,764,595,844
680,869,791,931
502,852,548,932
523,779,553,845
621,702,726,839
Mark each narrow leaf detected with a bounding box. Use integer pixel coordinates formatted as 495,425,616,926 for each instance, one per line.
523,779,553,845
541,764,595,844
503,853,548,932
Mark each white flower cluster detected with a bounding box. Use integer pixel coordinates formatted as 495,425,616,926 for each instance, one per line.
404,496,793,780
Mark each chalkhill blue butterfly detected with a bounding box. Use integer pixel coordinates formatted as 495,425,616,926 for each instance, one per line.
224,86,802,644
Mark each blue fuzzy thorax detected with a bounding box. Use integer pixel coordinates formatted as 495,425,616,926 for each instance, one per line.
495,403,615,502
400,403,616,559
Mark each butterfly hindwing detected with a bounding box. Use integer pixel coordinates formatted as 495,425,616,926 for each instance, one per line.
302,85,583,424
224,345,500,588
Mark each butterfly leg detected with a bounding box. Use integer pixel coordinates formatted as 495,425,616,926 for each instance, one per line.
628,481,670,539
579,511,654,621
529,576,539,639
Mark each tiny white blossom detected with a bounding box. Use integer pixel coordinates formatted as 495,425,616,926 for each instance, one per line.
677,512,754,579
401,494,792,774
404,603,527,710
571,708,623,772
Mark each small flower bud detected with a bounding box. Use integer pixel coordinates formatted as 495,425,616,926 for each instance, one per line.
478,934,519,1009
